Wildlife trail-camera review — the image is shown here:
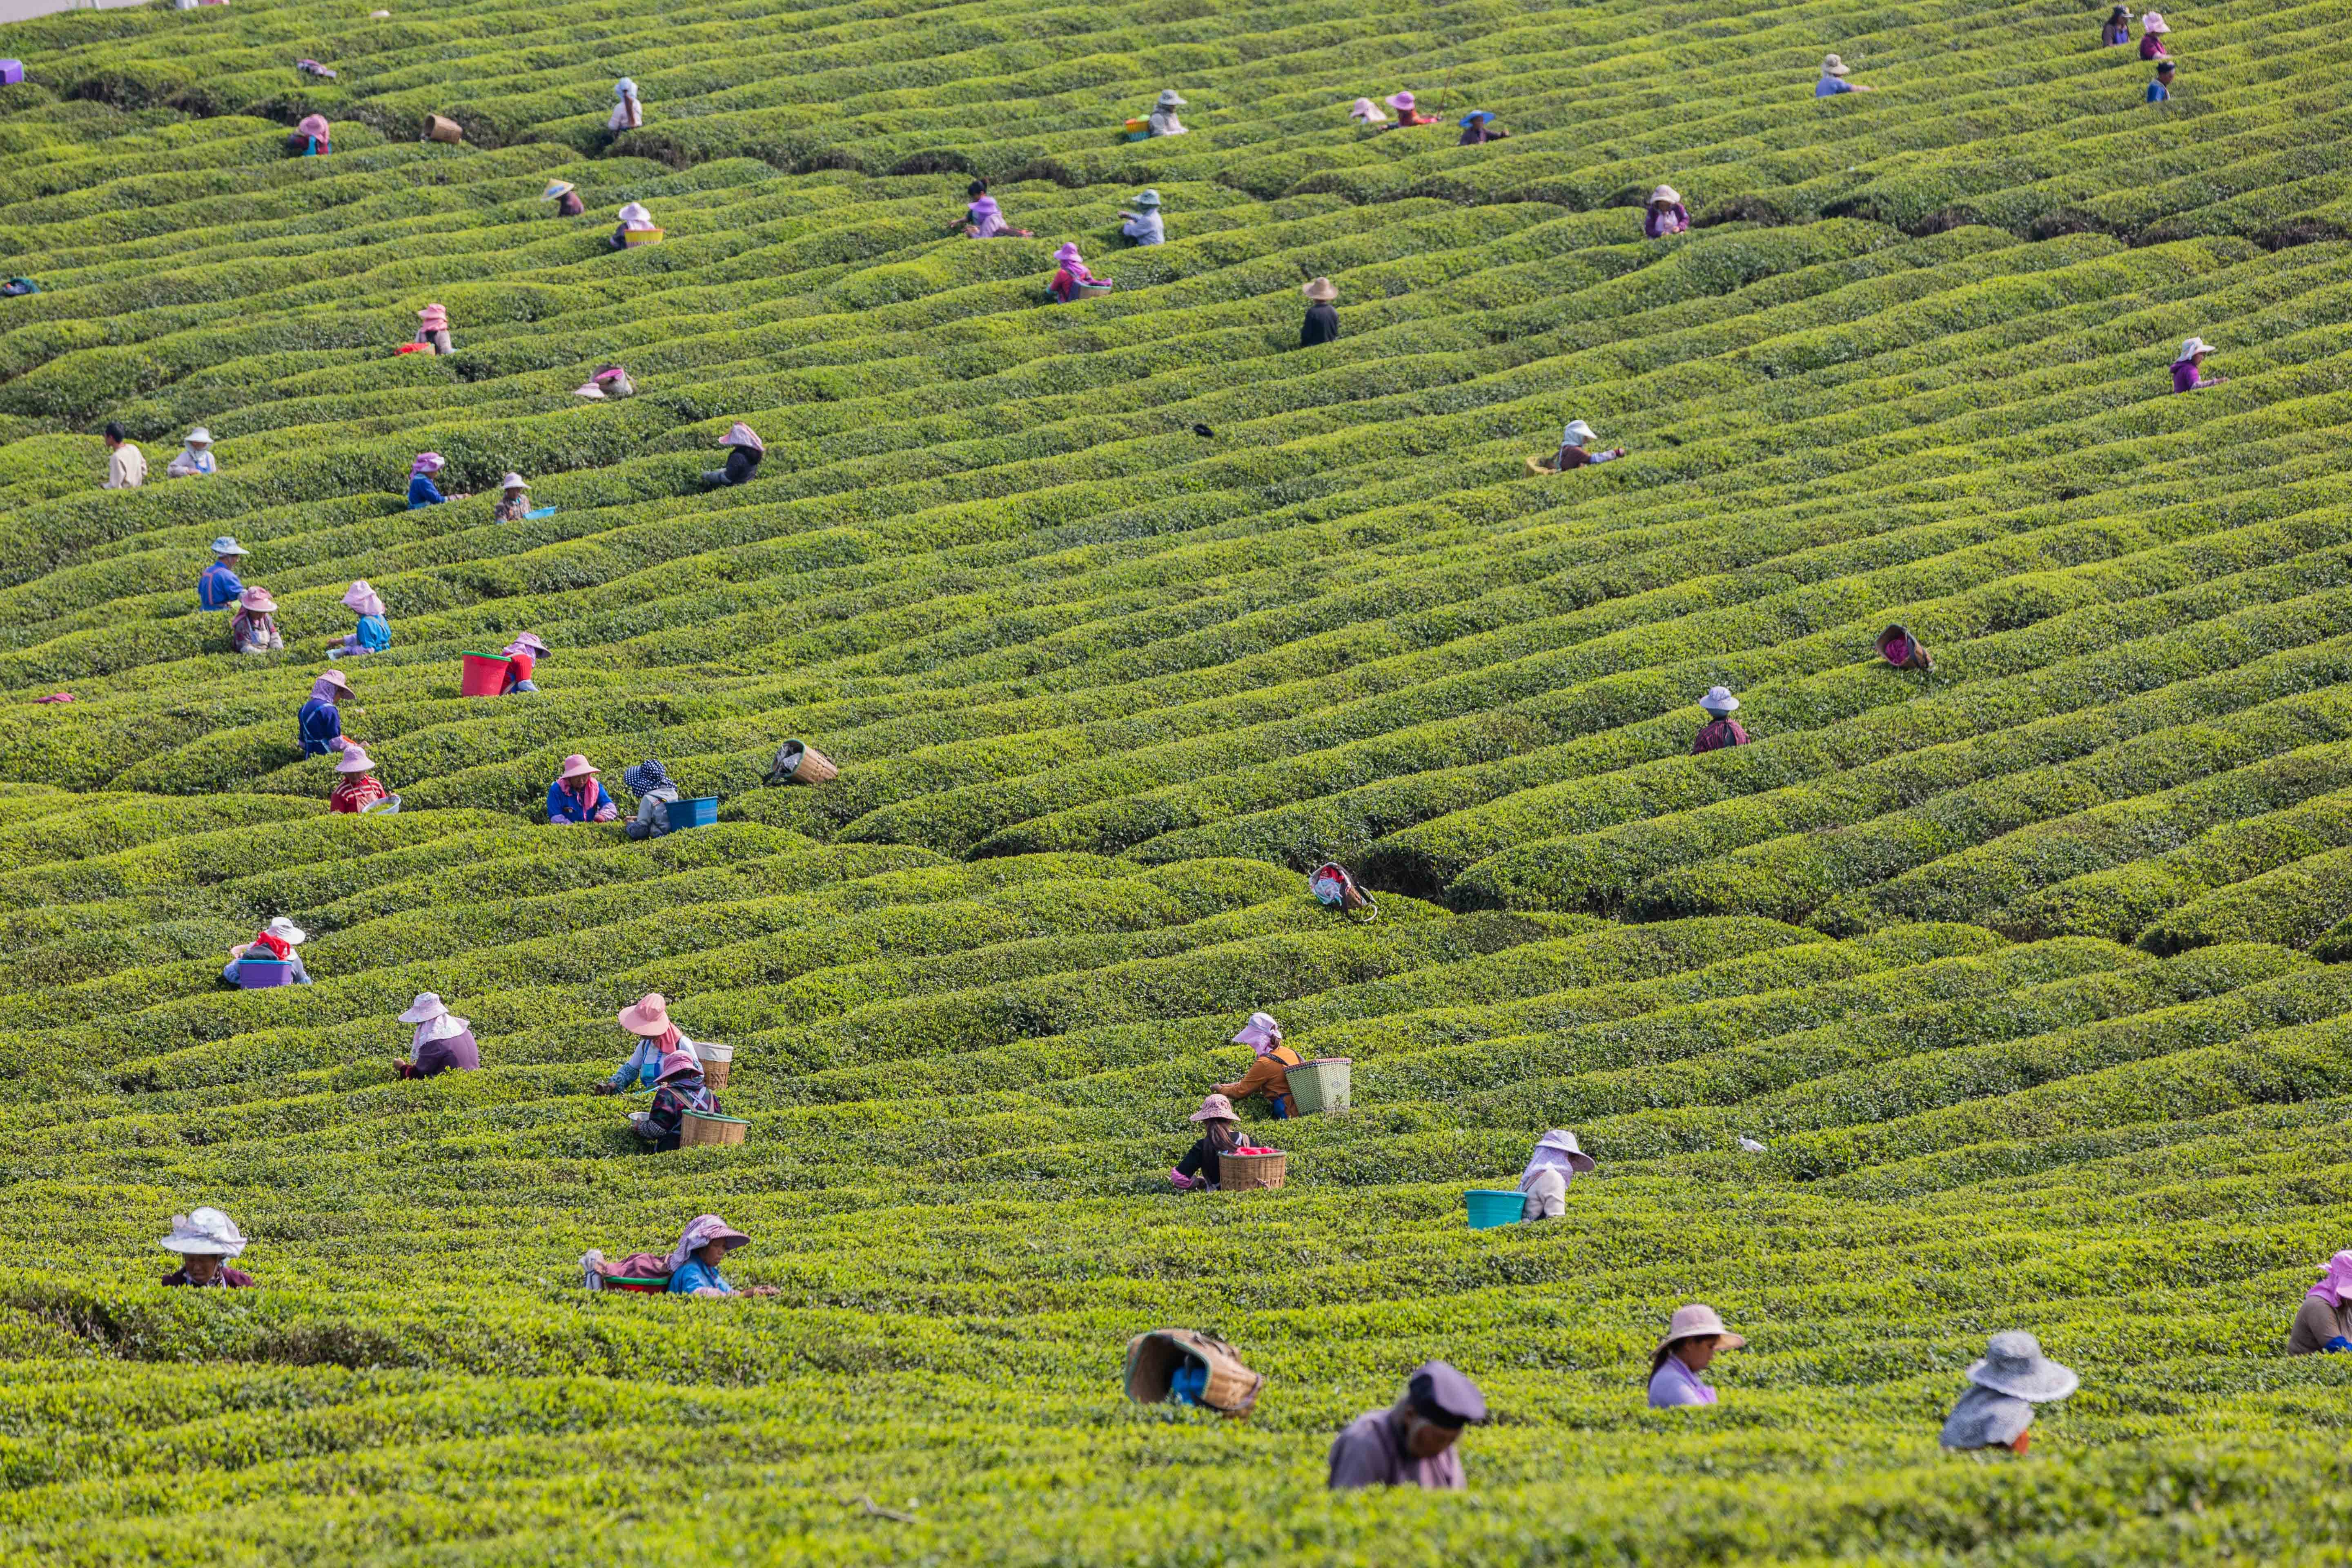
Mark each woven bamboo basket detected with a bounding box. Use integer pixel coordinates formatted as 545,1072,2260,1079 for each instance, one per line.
678,1110,747,1147
1220,1150,1285,1191
773,739,838,784
423,114,464,144
1123,1328,1263,1414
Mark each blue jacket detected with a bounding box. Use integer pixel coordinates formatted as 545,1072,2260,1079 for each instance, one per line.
667,1258,730,1294
296,697,343,758
352,614,391,653
407,474,445,508
197,561,244,611
546,777,613,824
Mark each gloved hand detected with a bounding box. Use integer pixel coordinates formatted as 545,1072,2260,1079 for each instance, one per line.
2325,1336,2352,1354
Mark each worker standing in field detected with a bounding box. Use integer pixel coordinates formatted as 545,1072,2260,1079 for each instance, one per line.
597,992,697,1094
1518,1129,1596,1220
1212,1011,1303,1117
547,754,619,824
328,580,389,659
1120,190,1165,246
1456,111,1507,145
493,473,532,523
543,179,586,217
1557,419,1627,470
2146,59,2176,102
2138,12,2170,57
329,744,391,814
610,78,643,132
229,588,283,655
1300,278,1339,347
1940,1332,2077,1451
2171,335,2223,391
1386,91,1438,127
701,423,764,487
297,669,352,757
610,201,658,249
2100,5,2132,45
2287,1252,2352,1354
396,992,480,1078
1327,1362,1487,1489
103,422,146,489
1146,90,1188,137
160,1208,256,1287
1693,687,1748,752
197,537,249,610
165,427,217,479
499,632,546,693
1046,243,1106,303
1649,1303,1744,1407
414,303,453,356
1816,55,1874,96
408,452,455,507
1644,186,1689,238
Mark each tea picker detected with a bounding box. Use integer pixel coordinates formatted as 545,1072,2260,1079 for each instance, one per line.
2100,4,2132,44
1169,1093,1243,1189
229,587,283,655
287,113,331,156
407,452,464,508
630,1051,720,1150
582,1215,780,1296
596,992,708,1094
960,180,1033,238
297,669,352,757
2140,11,2171,57
165,427,216,479
1457,110,1507,144
197,535,248,609
1549,419,1626,472
104,423,146,490
610,77,643,133
1649,1303,1744,1407
1212,1011,1305,1117
1816,55,1874,96
1518,1129,1595,1220
1144,89,1188,137
1692,686,1748,753
1940,1332,2077,1452
160,1208,256,1287
701,423,764,487
1385,90,1439,127
329,744,394,814
1300,278,1339,347
610,201,662,249
2146,60,2176,102
547,753,619,823
542,179,586,218
414,303,453,356
1327,1362,1486,1489
492,472,533,523
394,991,478,1077
1348,98,1387,127
2287,1251,2352,1354
622,757,682,839
496,632,546,694
328,580,389,659
222,917,311,987
2172,336,2222,392
1877,623,1932,673
1309,860,1376,920
1644,185,1689,238
1119,189,1164,246
1047,243,1109,303
574,364,635,398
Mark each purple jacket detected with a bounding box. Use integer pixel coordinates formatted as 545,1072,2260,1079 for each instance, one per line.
1644,204,1689,238
2172,359,2205,393
412,1029,480,1078
1648,1355,1719,1408
1326,1406,1465,1490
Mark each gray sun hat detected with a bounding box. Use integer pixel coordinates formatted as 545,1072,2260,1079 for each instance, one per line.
160,1206,247,1258
209,536,249,557
1132,189,1162,208
1965,1331,2078,1402
1940,1384,2036,1450
1700,685,1739,714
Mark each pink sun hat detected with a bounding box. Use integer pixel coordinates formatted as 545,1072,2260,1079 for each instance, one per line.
557,753,599,780
417,303,449,330
236,586,276,613
341,579,385,616
1385,91,1417,110
1054,241,1083,263
616,992,672,1035
1189,1093,1237,1121
334,745,376,773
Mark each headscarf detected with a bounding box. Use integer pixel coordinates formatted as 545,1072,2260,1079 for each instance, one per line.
297,114,330,141
1517,1130,1597,1194
308,675,346,704
248,927,294,961
2310,1251,2352,1305
624,758,671,795
1232,1011,1281,1055
615,77,639,101
411,452,444,476
721,422,764,454
417,303,449,331
663,1214,746,1273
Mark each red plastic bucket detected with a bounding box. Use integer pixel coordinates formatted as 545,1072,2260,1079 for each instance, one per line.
459,653,508,697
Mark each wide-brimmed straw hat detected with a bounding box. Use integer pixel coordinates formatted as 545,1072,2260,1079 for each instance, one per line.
2141,9,2168,29
1700,685,1740,713
1965,1331,2078,1402
262,916,306,945
1533,1129,1598,1173
209,536,249,557
1653,1303,1746,1365
557,753,600,781
1349,97,1387,122
1156,89,1186,107
398,991,450,1024
653,1049,703,1083
1822,53,1851,75
1385,91,1417,109
617,992,671,1035
1650,185,1681,205
1302,276,1339,302
1563,419,1597,444
1132,189,1162,208
2178,336,2212,360
542,180,577,200
185,428,213,445
313,668,353,695
334,745,376,774
237,586,276,613
160,1207,247,1258
1190,1093,1237,1122
499,472,528,491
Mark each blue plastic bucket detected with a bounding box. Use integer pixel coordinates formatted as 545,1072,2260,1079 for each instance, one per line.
674,796,719,829
1464,1189,1523,1229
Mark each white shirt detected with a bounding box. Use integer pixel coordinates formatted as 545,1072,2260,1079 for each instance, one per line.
106,443,146,489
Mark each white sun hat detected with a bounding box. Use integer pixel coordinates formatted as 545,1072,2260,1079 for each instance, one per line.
185,427,213,445
1563,419,1597,444
2177,336,2212,359
1821,53,1851,76
2141,11,2169,32
398,991,449,1024
1700,686,1739,713
1650,185,1681,205
160,1207,247,1257
262,916,306,945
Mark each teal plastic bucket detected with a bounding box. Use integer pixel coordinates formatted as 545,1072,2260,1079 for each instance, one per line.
1464,1189,1523,1229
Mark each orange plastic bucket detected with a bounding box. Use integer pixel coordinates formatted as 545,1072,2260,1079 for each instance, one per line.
459,653,508,697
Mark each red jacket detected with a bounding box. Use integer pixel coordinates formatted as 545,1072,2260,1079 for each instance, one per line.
1693,717,1749,754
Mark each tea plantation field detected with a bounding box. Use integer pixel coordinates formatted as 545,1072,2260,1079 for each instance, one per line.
3,0,2352,1559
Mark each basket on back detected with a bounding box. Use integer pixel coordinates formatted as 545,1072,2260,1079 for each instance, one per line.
765,739,838,786
1123,1328,1262,1415
1878,623,1933,671
678,1110,747,1147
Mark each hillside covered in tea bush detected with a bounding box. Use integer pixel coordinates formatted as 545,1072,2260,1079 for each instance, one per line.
2,0,2352,1559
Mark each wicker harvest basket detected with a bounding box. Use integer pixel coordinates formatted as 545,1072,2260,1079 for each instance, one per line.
771,739,838,784
678,1110,747,1147
1123,1328,1263,1415
1220,1150,1285,1191
423,114,463,144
